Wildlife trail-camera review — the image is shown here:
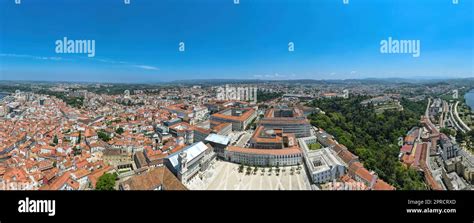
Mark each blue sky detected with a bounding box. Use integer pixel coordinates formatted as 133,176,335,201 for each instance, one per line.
0,0,472,82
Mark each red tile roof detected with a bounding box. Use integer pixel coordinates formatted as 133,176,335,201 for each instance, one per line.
373,179,396,190
211,108,255,122
120,166,187,190
400,144,413,154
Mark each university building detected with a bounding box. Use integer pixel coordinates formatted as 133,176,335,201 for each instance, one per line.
205,133,230,158
299,136,346,184
210,108,256,131
258,107,311,137
225,146,303,167
165,141,216,183
249,126,296,149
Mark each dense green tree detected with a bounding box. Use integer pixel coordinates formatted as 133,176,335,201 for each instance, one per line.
98,131,111,142
257,91,283,103
308,96,427,189
115,127,124,135
73,146,81,156
456,131,467,142
77,131,81,144
440,128,455,137
96,173,117,190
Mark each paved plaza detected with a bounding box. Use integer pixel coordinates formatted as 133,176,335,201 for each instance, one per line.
186,160,312,190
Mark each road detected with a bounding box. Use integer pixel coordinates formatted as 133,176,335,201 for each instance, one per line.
236,132,252,147
453,101,471,132
449,103,465,133
425,98,431,117
439,100,449,128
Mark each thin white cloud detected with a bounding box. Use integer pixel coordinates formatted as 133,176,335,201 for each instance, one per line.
1,53,159,71
264,73,280,78
0,53,29,58
133,65,159,71
95,58,115,63
0,53,66,61
90,57,159,71
253,73,296,80
35,56,63,61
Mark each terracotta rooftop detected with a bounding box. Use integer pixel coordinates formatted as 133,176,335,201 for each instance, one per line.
400,144,414,154
42,172,80,190
373,179,396,190
211,108,255,122
212,122,231,132
120,166,187,190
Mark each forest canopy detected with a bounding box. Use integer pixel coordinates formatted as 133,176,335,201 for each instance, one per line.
308,96,427,190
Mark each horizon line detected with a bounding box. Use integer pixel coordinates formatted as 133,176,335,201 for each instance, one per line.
1,76,473,85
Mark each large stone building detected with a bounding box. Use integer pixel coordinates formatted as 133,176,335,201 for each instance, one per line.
210,108,256,131
249,126,296,149
102,148,132,169
168,122,211,145
225,146,303,167
439,133,460,161
210,121,232,136
204,133,230,158
299,136,346,184
258,107,311,138
165,104,209,125
165,142,216,183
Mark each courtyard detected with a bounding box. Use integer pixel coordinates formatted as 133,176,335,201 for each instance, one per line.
186,160,312,190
